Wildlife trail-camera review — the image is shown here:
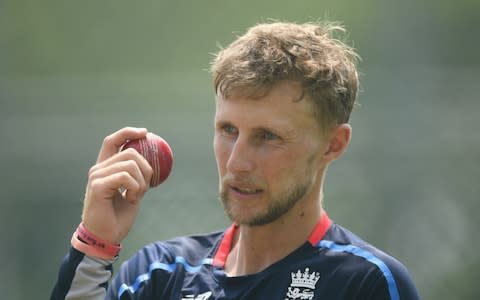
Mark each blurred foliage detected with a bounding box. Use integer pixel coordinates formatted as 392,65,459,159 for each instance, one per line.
0,0,479,299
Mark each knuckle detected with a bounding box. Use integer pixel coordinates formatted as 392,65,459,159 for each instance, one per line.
88,172,99,184
123,148,139,157
88,178,102,190
123,159,136,169
124,159,141,174
145,165,154,178
88,165,98,177
133,181,141,192
119,171,130,181
102,134,114,146
138,180,147,193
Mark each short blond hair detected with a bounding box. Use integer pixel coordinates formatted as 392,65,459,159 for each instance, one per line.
211,21,360,128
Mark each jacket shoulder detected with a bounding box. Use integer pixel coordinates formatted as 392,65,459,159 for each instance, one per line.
320,223,421,300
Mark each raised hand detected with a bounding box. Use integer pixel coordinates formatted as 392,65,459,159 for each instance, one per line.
81,127,153,244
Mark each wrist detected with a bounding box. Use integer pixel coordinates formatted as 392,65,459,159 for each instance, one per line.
71,223,122,260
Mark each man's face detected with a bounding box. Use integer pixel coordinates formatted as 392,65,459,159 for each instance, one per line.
214,81,329,226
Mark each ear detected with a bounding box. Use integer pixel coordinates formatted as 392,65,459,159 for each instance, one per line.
323,124,352,162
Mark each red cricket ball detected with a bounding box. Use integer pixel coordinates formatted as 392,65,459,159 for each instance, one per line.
121,132,173,187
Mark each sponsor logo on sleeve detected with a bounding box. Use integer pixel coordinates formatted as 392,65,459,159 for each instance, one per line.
182,291,212,300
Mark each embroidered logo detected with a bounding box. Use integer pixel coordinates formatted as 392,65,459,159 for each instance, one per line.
285,267,320,300
182,291,212,300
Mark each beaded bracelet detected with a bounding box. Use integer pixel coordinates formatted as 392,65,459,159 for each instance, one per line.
71,223,121,260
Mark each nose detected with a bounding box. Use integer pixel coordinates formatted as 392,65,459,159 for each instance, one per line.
226,137,256,174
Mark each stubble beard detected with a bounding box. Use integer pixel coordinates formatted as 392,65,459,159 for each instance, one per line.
219,178,312,227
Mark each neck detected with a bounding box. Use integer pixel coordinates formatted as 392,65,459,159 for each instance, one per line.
224,195,323,276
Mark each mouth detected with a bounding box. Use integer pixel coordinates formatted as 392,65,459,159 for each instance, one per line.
222,176,265,199
230,185,263,195
228,183,263,199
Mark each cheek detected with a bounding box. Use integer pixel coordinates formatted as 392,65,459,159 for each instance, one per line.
213,137,231,171
259,150,296,180
263,148,315,182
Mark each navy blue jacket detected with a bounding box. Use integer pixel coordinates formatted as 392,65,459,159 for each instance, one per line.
51,213,420,300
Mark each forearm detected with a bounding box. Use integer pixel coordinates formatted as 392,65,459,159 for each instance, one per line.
51,128,158,300
50,247,115,300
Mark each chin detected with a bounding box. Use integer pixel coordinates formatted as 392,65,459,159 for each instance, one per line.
226,206,288,227
221,192,302,227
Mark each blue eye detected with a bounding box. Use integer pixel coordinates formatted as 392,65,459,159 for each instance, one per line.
222,124,237,135
261,131,279,141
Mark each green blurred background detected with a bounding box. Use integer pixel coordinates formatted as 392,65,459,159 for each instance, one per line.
1,0,479,299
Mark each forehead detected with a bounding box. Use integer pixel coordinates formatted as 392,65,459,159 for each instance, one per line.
215,81,320,133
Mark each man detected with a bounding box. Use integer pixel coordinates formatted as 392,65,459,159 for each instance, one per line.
51,21,420,299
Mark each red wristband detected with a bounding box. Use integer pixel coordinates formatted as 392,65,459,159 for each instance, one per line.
71,223,121,259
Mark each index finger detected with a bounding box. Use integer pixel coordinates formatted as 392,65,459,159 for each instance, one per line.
97,127,148,163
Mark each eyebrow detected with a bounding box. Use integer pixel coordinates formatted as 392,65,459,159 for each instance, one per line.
214,119,232,128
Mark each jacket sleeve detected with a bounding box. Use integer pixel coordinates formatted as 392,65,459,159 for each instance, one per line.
50,247,115,300
365,256,421,300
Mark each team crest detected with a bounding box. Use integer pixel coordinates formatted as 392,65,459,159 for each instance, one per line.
285,267,320,300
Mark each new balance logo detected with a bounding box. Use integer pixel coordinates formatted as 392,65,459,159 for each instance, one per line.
182,291,212,300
